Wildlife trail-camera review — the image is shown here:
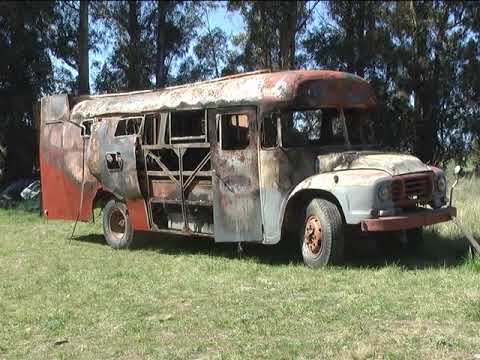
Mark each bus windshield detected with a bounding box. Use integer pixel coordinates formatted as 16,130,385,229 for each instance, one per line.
280,108,371,148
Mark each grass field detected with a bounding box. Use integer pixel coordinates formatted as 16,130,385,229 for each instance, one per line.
1,175,480,359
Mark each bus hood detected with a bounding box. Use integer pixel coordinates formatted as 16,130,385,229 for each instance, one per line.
317,151,431,176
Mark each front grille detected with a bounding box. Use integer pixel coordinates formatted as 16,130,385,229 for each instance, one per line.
391,172,433,208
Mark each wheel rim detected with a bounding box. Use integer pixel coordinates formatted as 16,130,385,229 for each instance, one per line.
109,208,126,241
304,215,322,254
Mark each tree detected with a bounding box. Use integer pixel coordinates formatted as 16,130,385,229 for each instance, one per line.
95,1,199,92
227,1,318,71
78,1,90,94
0,2,56,181
51,0,98,95
388,1,476,164
305,1,479,165
151,1,200,88
94,0,153,92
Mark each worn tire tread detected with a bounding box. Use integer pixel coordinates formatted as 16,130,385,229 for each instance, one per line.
301,198,344,267
102,199,134,249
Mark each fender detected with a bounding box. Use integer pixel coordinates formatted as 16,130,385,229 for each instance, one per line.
92,188,149,231
278,169,391,240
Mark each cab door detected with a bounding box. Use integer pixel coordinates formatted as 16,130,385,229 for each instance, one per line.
88,116,144,200
209,107,262,242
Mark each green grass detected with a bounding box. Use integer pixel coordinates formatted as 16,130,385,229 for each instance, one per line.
1,176,480,359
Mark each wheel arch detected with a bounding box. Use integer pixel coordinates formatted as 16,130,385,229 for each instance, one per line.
92,188,120,212
280,188,346,243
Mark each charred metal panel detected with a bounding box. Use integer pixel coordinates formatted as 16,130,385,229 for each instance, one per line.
259,147,318,243
88,118,142,200
126,199,149,231
295,78,376,109
142,141,213,234
209,107,262,243
316,152,430,176
149,179,212,203
40,95,99,221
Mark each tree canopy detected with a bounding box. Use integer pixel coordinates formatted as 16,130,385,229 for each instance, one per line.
0,0,478,182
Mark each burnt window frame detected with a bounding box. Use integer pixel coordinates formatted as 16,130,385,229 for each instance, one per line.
168,109,208,144
142,112,169,145
219,112,250,151
261,112,280,149
114,115,145,138
80,118,95,138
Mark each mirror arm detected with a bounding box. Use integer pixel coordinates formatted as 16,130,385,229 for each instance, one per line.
449,177,458,208
449,165,463,208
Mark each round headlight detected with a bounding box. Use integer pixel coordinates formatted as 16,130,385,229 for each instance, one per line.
436,176,447,193
378,182,391,202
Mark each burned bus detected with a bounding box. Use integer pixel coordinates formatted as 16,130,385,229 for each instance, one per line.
39,69,456,267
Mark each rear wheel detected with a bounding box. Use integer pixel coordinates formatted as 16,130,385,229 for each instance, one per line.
102,199,134,249
301,199,344,267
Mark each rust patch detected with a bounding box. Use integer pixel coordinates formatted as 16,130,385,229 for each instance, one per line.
304,215,322,254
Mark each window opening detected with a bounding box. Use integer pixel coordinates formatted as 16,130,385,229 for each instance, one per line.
115,116,144,137
221,113,249,150
169,110,207,144
262,113,278,148
81,119,94,138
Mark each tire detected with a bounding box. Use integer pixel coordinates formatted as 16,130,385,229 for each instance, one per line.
102,199,134,249
301,198,344,267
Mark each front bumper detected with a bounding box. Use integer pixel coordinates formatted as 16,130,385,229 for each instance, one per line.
360,206,456,232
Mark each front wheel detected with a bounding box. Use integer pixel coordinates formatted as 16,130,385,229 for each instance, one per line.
102,199,134,249
301,199,344,267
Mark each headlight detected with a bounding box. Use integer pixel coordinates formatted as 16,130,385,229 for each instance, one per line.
378,182,391,202
436,175,447,193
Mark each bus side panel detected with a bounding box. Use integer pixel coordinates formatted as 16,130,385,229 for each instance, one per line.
39,96,71,219
39,95,97,221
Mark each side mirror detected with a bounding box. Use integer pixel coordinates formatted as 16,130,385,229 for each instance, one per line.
454,165,463,177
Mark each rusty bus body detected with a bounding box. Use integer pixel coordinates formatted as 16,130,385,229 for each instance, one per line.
39,69,456,267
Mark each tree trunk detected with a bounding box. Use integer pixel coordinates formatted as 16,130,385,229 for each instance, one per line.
127,0,141,90
155,0,167,88
344,4,355,73
78,0,90,95
356,2,366,78
411,1,433,163
10,4,34,180
279,1,297,70
260,4,270,69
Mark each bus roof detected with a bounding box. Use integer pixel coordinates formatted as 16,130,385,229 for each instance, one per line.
70,69,377,121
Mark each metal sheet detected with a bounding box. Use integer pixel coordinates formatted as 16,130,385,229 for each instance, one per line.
210,107,263,243
39,95,99,221
88,119,143,200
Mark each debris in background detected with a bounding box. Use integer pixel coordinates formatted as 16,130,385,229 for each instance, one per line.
0,179,32,201
0,179,40,211
21,180,40,200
